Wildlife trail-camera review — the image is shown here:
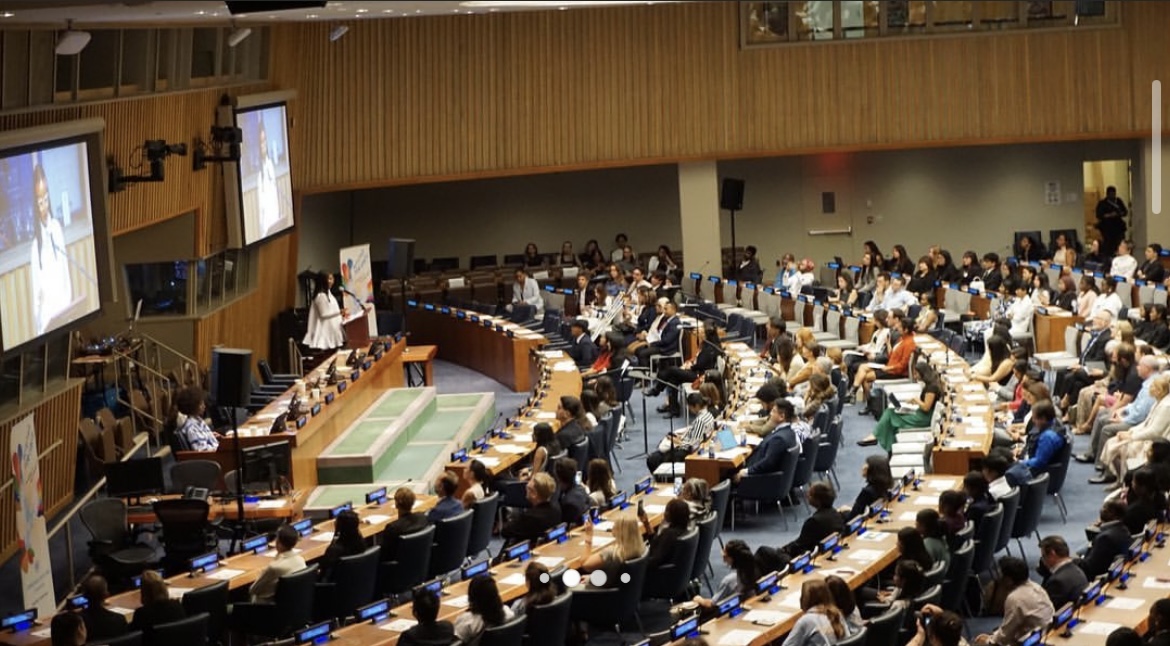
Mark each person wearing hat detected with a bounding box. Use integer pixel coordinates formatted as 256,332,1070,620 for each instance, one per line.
567,318,599,369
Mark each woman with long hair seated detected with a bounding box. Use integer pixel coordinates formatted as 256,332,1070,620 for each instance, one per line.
859,361,941,450
780,579,849,646
453,576,514,646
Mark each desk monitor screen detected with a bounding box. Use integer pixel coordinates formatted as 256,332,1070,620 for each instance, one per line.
818,532,840,556
451,448,468,463
845,514,866,537
634,476,653,495
132,569,165,588
717,594,741,618
715,427,738,451
416,578,444,597
356,599,390,624
1020,628,1044,646
1128,535,1147,562
240,440,292,491
67,595,89,611
365,487,387,506
1080,579,1103,606
869,499,886,517
670,615,700,640
292,518,313,537
505,541,530,563
1,609,36,632
608,491,628,510
294,621,331,645
1107,557,1125,583
242,535,269,554
188,551,220,574
462,559,490,580
329,502,352,519
543,523,568,545
1052,602,1074,629
106,457,165,499
756,571,780,594
790,551,812,574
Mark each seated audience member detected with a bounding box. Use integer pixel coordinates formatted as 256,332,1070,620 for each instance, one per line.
916,509,951,572
520,422,560,479
1082,354,1159,477
1075,501,1131,579
461,459,492,509
523,242,543,268
843,309,890,387
131,570,187,633
580,512,647,585
907,256,938,297
501,473,561,546
566,319,599,369
510,562,556,617
1015,400,1067,475
510,268,543,317
1138,243,1167,282
319,509,366,581
635,300,681,367
737,246,764,284
859,360,941,449
734,400,798,483
938,490,968,546
851,315,916,407
772,336,805,385
981,453,1014,499
1047,233,1077,268
679,477,713,521
1098,374,1170,483
427,471,464,523
642,498,692,570
780,579,848,646
868,560,927,620
1122,468,1166,534
740,383,785,437
1037,535,1089,609
779,481,846,557
1145,599,1170,646
693,540,760,613
895,526,935,573
760,316,791,362
399,587,456,646
1135,304,1170,350
825,575,863,636
880,274,918,313
840,455,894,520
78,575,128,642
971,335,1013,385
50,612,86,646
173,385,219,452
247,524,308,604
1110,240,1138,279
976,253,1003,292
909,607,967,646
646,392,715,472
586,458,617,509
976,557,1054,646
610,234,630,262
1106,628,1144,646
648,245,678,275
651,320,721,416
381,487,430,561
453,576,514,646
963,471,996,527
957,250,981,286
1015,235,1048,263
554,457,590,523
555,395,592,449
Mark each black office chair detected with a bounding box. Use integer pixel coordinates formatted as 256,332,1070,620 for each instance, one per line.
814,418,841,488
313,546,380,622
153,498,217,574
99,631,144,646
865,605,906,646
79,498,156,582
480,615,527,646
788,434,821,512
993,487,1021,555
523,592,572,646
569,554,649,637
837,626,866,646
1012,473,1049,559
709,479,731,549
231,565,319,639
182,580,229,646
1044,441,1073,523
467,492,501,560
732,444,800,530
941,540,974,612
569,438,590,476
429,509,474,578
379,525,435,599
642,527,700,602
258,360,298,387
169,460,223,495
690,513,719,595
151,612,209,646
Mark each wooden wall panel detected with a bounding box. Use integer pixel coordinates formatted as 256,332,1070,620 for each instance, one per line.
0,381,83,563
269,2,1169,194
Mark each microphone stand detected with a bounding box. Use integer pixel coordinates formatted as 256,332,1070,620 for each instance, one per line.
628,375,689,478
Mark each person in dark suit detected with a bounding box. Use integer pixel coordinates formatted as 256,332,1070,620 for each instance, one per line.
567,319,599,369
319,509,367,581
554,395,591,448
1057,311,1114,405
642,498,691,570
1037,535,1088,608
1145,598,1170,646
635,300,680,367
78,575,128,643
1075,501,1131,579
781,481,846,557
736,246,764,284
651,320,722,415
500,473,562,546
760,316,790,362
380,487,431,561
129,571,186,634
398,587,456,646
553,457,591,524
734,401,798,483
1137,244,1167,283
426,472,464,523
978,253,1003,292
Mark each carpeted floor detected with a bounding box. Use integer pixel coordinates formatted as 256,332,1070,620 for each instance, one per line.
0,356,1108,641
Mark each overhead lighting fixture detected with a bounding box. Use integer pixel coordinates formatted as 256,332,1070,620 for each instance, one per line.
329,25,349,41
0,12,15,18
461,0,666,6
228,26,252,47
355,8,368,13
55,22,90,56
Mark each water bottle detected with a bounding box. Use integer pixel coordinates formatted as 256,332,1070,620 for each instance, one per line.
707,445,715,459
739,429,747,447
673,476,683,495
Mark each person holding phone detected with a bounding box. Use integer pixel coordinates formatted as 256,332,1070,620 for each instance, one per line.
907,605,965,646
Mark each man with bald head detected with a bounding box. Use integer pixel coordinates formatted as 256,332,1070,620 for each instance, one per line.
1084,354,1161,482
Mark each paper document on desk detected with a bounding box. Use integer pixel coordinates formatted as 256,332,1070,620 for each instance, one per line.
167,587,191,600
742,610,790,626
495,445,530,454
446,595,470,609
947,441,979,449
553,362,578,372
778,591,802,609
109,607,133,616
310,531,335,543
364,514,392,525
534,556,564,568
29,628,52,638
256,500,286,509
1142,577,1170,589
896,511,918,522
643,504,666,515
379,619,418,633
476,457,501,468
539,350,565,359
1104,597,1145,610
718,629,764,646
206,568,245,581
509,433,533,443
928,479,957,490
499,573,527,586
535,411,557,419
848,549,886,564
857,531,889,542
964,406,990,414
913,495,940,506
590,536,614,548
262,548,302,558
1080,622,1124,636
715,449,749,460
595,521,614,532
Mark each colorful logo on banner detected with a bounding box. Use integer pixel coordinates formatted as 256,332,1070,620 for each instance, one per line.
10,414,54,617
339,244,377,337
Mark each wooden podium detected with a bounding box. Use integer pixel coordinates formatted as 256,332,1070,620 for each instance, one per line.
344,307,373,349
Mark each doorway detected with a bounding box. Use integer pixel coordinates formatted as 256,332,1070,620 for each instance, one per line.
1083,159,1133,250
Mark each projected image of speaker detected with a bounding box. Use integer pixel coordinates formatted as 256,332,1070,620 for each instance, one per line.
721,178,745,211
211,348,252,408
387,238,416,279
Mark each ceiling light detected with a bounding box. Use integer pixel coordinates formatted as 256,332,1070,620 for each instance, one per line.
55,25,91,56
228,27,252,47
461,0,666,6
355,8,367,13
382,9,394,13
195,10,207,15
0,12,14,18
329,25,348,41
307,13,319,18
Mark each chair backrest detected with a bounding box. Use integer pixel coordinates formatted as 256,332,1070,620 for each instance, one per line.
182,580,228,645
150,612,209,646
524,591,572,645
941,540,975,611
329,546,381,619
790,434,821,492
994,487,1021,554
971,504,1004,575
1045,441,1073,494
837,625,867,646
643,527,700,601
170,460,223,494
954,521,974,548
1012,473,1050,540
709,479,731,540
274,565,320,631
613,554,650,621
258,359,276,384
80,498,129,544
814,424,840,474
924,560,947,586
480,614,527,646
499,479,531,510
380,525,435,596
865,604,906,646
690,513,719,583
429,508,475,577
913,584,942,610
569,438,590,474
467,492,501,558
99,631,144,646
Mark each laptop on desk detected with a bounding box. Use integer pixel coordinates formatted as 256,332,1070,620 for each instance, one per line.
887,392,918,415
715,427,739,452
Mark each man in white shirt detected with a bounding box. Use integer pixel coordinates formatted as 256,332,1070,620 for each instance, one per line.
982,454,1014,500
610,233,629,262
626,267,652,296
976,557,1054,646
248,525,307,603
1109,240,1137,279
879,275,917,313
510,268,543,317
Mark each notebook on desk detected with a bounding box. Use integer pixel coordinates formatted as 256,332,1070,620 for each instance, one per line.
715,427,738,452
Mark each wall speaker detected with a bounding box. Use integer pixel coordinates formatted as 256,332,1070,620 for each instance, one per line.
720,178,745,211
387,238,416,280
211,348,252,408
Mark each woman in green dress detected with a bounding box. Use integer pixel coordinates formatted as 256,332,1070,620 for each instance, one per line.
865,361,942,451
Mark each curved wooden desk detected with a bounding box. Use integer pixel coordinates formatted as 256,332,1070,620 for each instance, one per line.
405,306,546,392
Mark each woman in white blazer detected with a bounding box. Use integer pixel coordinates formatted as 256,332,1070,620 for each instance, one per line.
1101,374,1170,481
